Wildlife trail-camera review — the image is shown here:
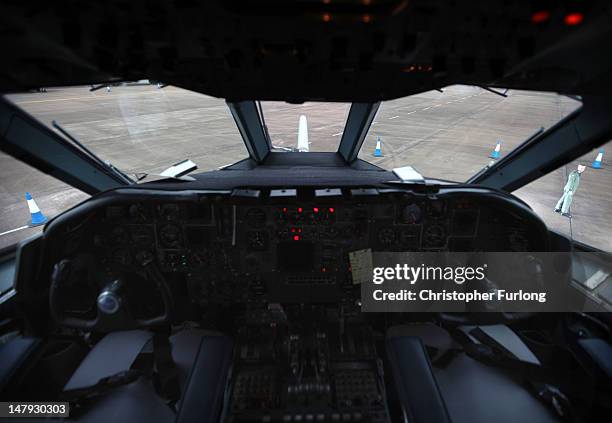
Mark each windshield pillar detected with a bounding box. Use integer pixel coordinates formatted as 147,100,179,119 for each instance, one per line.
227,101,271,163
338,102,380,163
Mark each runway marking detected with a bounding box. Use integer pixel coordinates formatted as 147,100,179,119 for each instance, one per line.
13,90,163,105
388,116,399,120
422,106,432,110
332,132,343,136
431,104,441,108
405,111,416,115
0,226,29,237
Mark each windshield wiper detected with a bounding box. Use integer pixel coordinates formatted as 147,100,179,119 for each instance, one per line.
52,121,135,185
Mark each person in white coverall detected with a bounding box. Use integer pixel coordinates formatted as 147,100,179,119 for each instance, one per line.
555,164,586,218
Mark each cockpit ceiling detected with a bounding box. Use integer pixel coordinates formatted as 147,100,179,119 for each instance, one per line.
1,0,612,101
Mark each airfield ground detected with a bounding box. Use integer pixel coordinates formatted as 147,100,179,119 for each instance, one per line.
1,84,610,251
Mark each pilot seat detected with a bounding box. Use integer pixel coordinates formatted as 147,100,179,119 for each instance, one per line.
59,328,232,423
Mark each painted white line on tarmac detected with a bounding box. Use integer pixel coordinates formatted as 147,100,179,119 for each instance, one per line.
388,116,399,120
0,226,29,237
332,132,343,136
422,106,432,110
405,111,416,115
14,90,163,105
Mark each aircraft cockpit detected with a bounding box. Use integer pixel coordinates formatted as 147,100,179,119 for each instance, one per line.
1,1,611,422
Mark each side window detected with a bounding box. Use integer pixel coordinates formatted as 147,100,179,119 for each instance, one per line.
0,151,89,253
514,141,611,252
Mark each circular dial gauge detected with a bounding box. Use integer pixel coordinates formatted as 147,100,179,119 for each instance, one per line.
128,204,151,222
246,231,268,251
424,225,446,247
159,204,181,221
401,204,422,224
159,224,183,249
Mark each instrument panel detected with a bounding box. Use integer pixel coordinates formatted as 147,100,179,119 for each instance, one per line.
42,186,548,311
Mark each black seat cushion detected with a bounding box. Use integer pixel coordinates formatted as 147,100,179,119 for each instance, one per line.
63,329,232,423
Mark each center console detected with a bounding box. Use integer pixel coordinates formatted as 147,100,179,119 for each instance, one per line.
223,305,391,423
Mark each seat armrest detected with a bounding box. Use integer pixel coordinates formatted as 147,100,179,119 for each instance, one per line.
386,336,452,423
577,338,612,380
0,335,41,391
176,334,233,423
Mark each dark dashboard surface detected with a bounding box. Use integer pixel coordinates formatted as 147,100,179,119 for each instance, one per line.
40,186,548,319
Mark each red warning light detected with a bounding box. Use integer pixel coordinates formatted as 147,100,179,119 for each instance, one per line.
328,207,335,213
564,13,583,26
313,207,319,213
293,235,300,241
298,207,303,213
282,207,288,213
291,228,296,233
297,228,302,233
531,10,550,24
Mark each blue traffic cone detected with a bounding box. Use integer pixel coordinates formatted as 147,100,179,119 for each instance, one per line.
490,141,501,159
592,149,604,169
373,137,383,157
25,192,47,226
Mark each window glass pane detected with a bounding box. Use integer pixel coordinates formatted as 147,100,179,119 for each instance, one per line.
514,141,611,252
261,102,350,152
6,84,248,178
0,259,15,295
0,151,89,252
359,85,581,181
